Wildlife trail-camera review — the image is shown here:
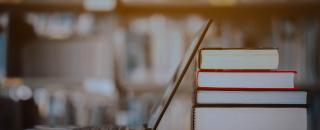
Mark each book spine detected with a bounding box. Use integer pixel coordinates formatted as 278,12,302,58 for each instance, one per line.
193,53,199,105
192,80,197,105
198,49,202,69
192,107,195,130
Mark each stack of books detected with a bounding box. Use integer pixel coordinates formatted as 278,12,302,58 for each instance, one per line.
192,48,308,130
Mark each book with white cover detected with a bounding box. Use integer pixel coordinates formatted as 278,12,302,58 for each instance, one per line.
194,107,307,130
196,90,307,105
199,49,279,69
197,70,296,89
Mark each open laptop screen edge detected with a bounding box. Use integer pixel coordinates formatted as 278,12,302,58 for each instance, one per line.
147,19,212,130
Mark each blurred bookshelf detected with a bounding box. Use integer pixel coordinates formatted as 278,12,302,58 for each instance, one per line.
0,0,320,130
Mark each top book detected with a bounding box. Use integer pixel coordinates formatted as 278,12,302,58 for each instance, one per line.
198,48,279,70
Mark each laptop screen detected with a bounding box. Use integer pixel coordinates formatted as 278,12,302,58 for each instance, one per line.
147,20,212,130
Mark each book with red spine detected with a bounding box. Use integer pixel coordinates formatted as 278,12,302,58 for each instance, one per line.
196,69,297,90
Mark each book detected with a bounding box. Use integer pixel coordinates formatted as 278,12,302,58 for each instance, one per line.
193,47,307,130
196,90,307,105
193,107,307,130
0,33,7,78
197,70,296,90
198,48,279,70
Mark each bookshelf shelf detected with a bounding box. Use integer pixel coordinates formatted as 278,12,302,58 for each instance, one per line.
0,2,114,14
117,2,320,18
0,1,319,18
0,2,82,12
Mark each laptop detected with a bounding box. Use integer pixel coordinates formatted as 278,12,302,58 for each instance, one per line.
34,20,212,130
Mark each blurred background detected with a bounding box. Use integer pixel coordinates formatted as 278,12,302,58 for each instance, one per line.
0,0,319,130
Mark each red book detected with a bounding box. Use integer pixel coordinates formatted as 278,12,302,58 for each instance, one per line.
196,69,297,90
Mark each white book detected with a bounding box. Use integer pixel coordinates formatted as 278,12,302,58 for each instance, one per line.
197,90,307,104
199,49,279,70
194,107,307,130
197,70,295,89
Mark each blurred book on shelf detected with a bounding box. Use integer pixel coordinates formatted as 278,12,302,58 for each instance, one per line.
25,13,96,40
0,0,22,4
83,0,117,11
272,18,319,86
21,13,115,82
23,0,82,4
114,15,187,88
0,13,8,79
